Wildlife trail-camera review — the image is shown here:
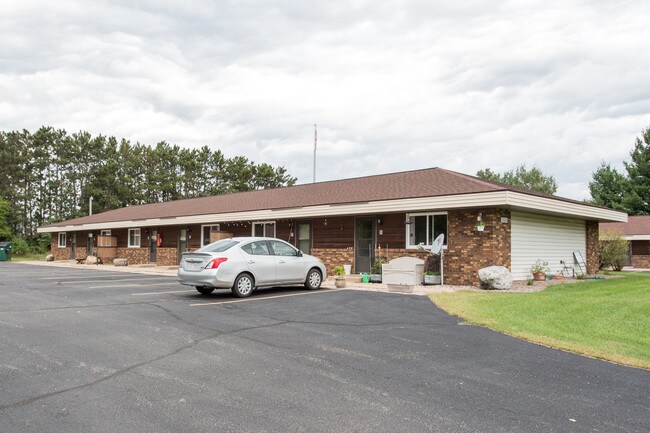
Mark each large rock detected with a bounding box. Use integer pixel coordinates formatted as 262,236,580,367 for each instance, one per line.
113,258,128,267
478,266,512,290
45,254,54,262
85,255,98,265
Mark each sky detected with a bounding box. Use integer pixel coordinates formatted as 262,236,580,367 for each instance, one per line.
1,0,649,199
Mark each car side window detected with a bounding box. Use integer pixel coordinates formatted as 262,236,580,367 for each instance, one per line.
242,241,270,256
270,240,298,257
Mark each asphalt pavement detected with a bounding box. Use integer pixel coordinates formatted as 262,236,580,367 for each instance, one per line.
0,262,647,432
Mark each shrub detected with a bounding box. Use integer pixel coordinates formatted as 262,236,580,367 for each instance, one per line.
332,266,346,277
10,236,31,256
599,229,629,271
371,258,386,274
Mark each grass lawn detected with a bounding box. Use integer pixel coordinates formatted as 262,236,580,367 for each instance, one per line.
9,253,48,262
430,273,650,369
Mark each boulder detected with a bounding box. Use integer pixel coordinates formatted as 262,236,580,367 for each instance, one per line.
113,258,128,267
85,255,98,265
45,254,54,262
478,266,512,290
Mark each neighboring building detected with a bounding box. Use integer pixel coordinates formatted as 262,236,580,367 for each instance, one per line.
37,167,626,285
601,216,650,268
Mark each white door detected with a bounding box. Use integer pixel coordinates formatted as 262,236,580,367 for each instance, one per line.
241,241,276,284
269,240,306,283
511,211,586,280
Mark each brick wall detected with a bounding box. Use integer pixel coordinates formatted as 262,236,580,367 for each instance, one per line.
116,247,149,265
444,208,511,286
585,221,599,274
632,255,650,268
51,245,70,261
311,247,354,275
157,247,178,266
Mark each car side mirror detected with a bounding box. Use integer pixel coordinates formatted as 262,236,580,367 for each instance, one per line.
297,250,303,257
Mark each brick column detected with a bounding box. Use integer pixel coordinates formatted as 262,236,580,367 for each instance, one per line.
585,221,599,274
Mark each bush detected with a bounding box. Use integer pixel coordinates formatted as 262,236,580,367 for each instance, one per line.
599,229,629,271
332,266,346,277
10,236,31,256
371,258,386,274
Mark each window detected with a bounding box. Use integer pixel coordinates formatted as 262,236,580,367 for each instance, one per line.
58,233,66,248
197,239,239,253
128,228,141,248
241,241,271,255
201,224,221,247
100,230,112,236
406,213,447,248
252,221,276,237
270,240,298,257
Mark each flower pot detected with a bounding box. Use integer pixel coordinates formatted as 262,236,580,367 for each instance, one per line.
532,272,545,282
343,264,352,275
423,275,441,285
334,277,347,288
553,274,565,280
476,225,485,232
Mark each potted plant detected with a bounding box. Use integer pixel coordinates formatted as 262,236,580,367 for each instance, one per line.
369,258,386,283
475,221,486,232
530,259,549,281
333,266,347,288
423,271,441,285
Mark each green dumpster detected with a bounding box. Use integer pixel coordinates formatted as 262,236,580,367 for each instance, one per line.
0,242,11,261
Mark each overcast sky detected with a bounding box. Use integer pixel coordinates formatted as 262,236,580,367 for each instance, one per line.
1,0,649,199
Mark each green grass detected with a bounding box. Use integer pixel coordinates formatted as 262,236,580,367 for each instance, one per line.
430,273,650,369
9,253,48,262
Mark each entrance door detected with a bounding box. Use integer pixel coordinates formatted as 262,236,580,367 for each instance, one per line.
355,218,375,274
296,222,311,254
178,228,187,262
150,229,157,262
70,234,76,259
87,233,94,256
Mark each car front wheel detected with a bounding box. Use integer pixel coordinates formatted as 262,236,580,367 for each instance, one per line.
305,268,322,290
196,286,215,295
232,274,255,298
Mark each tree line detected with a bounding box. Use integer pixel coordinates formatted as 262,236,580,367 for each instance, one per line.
476,127,650,216
0,127,296,246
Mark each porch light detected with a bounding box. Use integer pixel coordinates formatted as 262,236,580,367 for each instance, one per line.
323,219,328,226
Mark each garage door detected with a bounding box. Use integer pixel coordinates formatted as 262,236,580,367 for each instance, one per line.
511,211,586,280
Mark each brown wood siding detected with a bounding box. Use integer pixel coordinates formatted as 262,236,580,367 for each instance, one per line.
376,213,406,249
312,216,354,248
158,226,178,249
631,240,650,255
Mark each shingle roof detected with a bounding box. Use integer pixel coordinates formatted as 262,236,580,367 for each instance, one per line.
600,215,650,235
41,167,607,227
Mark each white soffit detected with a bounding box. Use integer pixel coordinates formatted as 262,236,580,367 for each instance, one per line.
37,190,627,233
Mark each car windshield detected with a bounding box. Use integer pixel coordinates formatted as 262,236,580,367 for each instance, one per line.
196,239,239,253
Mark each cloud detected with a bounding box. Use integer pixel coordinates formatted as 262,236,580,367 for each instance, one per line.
1,0,649,200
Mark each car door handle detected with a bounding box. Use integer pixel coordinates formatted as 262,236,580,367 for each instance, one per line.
247,260,255,264
278,260,285,264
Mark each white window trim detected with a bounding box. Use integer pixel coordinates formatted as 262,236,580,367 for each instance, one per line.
58,232,67,248
100,230,112,236
128,228,141,248
252,221,276,237
405,212,448,249
201,224,221,246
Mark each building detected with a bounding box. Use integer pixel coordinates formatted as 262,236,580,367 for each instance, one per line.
600,215,650,269
37,167,626,285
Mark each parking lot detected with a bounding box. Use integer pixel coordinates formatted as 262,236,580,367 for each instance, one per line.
0,262,648,432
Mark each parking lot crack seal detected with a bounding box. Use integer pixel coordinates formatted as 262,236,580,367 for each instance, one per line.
0,321,288,410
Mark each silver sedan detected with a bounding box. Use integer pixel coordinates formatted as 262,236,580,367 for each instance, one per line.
178,237,327,297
